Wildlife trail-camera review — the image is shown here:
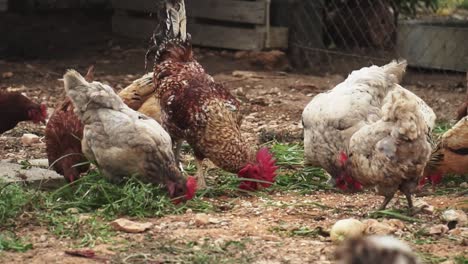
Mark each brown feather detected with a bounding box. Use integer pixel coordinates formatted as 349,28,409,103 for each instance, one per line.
45,97,89,182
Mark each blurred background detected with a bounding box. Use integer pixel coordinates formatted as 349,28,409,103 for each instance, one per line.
1,0,467,85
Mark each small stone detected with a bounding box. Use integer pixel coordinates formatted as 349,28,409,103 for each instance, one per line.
414,200,434,214
448,227,468,237
110,218,153,233
194,213,210,226
440,260,455,264
39,235,47,242
429,224,449,235
232,70,255,78
208,217,221,224
460,182,468,188
21,134,40,146
442,209,467,228
65,208,79,214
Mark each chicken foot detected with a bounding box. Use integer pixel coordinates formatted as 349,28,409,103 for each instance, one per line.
195,158,207,189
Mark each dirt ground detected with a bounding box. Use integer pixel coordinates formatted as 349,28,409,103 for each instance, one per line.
0,12,467,264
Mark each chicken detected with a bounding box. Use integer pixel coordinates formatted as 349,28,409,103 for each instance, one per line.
336,236,420,264
63,69,196,201
118,73,163,123
423,116,468,188
136,0,278,190
46,70,162,183
45,67,94,182
302,60,435,210
344,89,432,210
45,97,88,182
0,91,47,134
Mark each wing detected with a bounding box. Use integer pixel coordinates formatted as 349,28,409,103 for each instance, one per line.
118,73,154,110
441,117,468,151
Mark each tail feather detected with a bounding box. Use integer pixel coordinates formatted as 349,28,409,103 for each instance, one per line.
382,89,426,140
344,59,407,97
166,0,187,41
147,0,190,66
382,59,407,84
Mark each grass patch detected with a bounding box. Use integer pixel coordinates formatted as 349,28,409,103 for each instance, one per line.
268,142,331,194
433,122,452,136
117,238,255,264
41,212,114,248
0,182,36,226
419,252,449,264
44,171,180,219
369,209,423,223
0,169,219,250
0,232,32,252
410,228,438,245
269,223,324,238
455,256,468,264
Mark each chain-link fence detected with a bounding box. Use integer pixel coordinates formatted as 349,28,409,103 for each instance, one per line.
285,0,467,85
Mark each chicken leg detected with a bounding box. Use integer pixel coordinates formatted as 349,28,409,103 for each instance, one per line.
379,191,396,210
195,158,207,189
173,139,184,172
400,181,417,215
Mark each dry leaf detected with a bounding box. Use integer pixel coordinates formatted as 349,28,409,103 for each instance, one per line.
110,218,153,233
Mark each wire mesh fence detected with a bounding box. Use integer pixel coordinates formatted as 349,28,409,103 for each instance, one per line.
286,0,468,85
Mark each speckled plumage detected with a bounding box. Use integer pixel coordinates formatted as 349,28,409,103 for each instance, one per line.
302,60,435,182
347,90,432,206
154,43,252,173
302,60,435,209
336,236,420,264
144,0,277,189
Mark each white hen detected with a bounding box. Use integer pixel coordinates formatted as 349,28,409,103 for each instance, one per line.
302,60,435,209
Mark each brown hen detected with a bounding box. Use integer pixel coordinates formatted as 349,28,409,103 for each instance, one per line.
0,92,47,134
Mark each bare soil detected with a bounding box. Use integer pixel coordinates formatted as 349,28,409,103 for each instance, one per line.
0,12,467,264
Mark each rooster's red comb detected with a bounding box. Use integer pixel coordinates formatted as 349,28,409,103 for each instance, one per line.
239,147,278,191
339,151,348,166
185,176,197,200
40,103,48,119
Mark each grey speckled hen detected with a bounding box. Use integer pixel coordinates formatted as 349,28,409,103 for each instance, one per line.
63,70,196,201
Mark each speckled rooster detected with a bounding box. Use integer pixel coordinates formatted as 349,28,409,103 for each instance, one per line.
145,0,278,189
